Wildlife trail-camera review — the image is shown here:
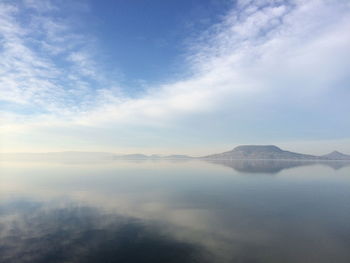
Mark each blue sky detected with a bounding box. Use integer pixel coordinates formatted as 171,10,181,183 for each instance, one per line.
0,0,350,155
87,0,232,90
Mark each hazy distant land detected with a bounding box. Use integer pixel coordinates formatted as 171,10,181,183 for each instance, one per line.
202,145,350,161
1,145,350,162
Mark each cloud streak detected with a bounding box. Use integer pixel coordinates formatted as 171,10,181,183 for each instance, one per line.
1,0,350,153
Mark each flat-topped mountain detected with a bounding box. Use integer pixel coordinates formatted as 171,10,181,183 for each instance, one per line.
321,151,350,160
202,145,318,160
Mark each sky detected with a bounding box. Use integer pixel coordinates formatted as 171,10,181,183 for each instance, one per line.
0,0,350,155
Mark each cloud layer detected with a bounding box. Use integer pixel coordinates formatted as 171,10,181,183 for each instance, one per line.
1,0,350,153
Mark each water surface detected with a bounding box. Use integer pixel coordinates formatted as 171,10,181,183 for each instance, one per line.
1,159,350,263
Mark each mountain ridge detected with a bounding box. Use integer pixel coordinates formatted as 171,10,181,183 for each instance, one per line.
202,145,350,160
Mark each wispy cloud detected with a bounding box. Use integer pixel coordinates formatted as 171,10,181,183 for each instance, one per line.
78,0,350,126
0,0,117,116
1,0,350,153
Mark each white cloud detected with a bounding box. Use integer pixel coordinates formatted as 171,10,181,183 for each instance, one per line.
78,0,349,125
1,0,350,152
0,0,115,115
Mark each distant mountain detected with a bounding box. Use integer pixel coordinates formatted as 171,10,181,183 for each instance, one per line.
0,152,192,161
2,146,349,162
202,145,318,160
113,154,192,160
321,151,350,160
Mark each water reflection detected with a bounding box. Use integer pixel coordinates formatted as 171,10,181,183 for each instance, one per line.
0,160,350,263
0,201,207,263
206,159,350,174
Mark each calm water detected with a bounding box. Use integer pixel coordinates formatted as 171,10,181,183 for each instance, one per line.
1,159,350,263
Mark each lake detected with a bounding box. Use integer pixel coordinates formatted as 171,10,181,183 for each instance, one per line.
1,159,350,263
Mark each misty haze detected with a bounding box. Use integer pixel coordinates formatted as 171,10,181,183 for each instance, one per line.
1,0,350,262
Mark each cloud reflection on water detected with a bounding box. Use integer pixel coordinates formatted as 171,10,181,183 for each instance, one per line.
1,160,350,262
0,201,207,263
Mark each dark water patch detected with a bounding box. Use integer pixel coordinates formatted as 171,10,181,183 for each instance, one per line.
0,202,207,263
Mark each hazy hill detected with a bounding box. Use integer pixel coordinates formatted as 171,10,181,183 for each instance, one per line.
321,151,350,160
202,145,319,160
113,154,193,160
